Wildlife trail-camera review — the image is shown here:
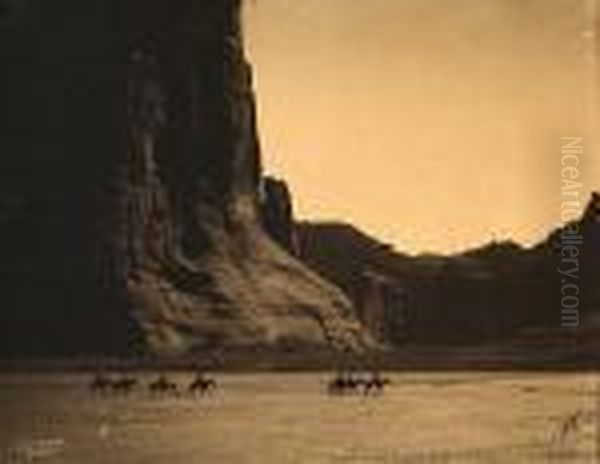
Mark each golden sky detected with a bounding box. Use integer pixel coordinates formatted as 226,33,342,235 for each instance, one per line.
244,0,599,254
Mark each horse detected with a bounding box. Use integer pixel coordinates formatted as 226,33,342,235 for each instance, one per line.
361,373,391,396
90,373,138,395
188,374,217,396
149,375,178,395
90,373,113,393
327,373,362,395
111,376,138,394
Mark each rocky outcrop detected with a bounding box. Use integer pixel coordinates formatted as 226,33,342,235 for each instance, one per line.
0,0,133,356
0,0,369,357
297,193,600,347
260,176,298,254
297,223,416,344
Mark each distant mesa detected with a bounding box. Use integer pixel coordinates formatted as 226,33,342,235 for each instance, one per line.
460,239,525,259
294,192,599,350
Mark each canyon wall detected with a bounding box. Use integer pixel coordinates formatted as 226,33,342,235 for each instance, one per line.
0,0,369,357
297,193,600,348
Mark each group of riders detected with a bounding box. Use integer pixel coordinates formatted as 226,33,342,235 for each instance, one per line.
90,370,391,397
327,371,391,395
90,372,217,396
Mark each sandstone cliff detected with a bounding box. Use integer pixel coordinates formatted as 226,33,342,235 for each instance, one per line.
260,176,298,254
297,193,600,348
0,0,368,357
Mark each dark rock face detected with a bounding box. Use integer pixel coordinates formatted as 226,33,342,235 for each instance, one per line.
297,224,416,344
0,0,368,357
0,0,129,356
358,271,409,343
538,192,600,331
260,176,298,254
297,193,600,348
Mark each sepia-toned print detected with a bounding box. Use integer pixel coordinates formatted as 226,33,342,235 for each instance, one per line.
0,1,598,462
